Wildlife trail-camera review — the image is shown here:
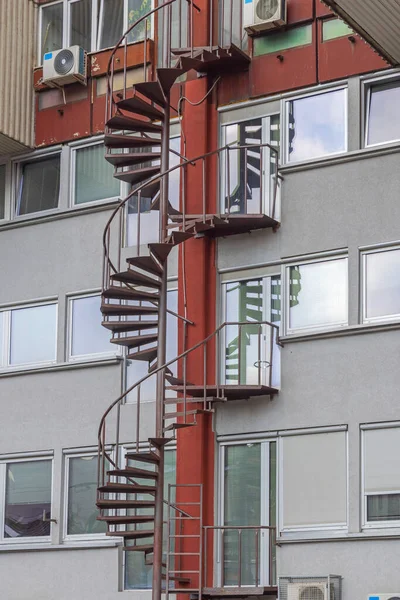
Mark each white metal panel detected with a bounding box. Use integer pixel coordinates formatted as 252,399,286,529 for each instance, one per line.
322,0,400,66
0,0,36,156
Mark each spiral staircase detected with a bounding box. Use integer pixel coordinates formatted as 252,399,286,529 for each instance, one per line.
96,2,282,598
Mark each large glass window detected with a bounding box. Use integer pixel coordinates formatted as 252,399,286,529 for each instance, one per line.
223,275,281,387
287,257,348,334
125,449,176,589
0,303,57,369
222,116,280,217
366,80,400,147
221,441,276,587
69,0,92,50
69,294,116,359
41,1,63,56
0,164,6,220
66,454,107,536
16,156,60,216
363,247,400,323
281,431,347,530
363,426,400,526
74,143,120,205
286,88,347,162
2,459,53,540
219,0,247,49
98,0,152,50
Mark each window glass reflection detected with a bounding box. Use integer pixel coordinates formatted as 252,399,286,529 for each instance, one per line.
10,304,57,366
365,249,400,320
71,295,112,357
288,89,346,162
367,81,400,146
289,258,347,331
67,456,107,535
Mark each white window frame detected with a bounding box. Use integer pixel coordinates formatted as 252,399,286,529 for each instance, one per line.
220,113,281,220
0,300,58,371
220,268,281,388
67,291,120,362
278,426,349,535
13,148,62,219
38,0,98,64
361,244,400,325
63,449,109,542
217,438,277,588
361,423,400,530
97,0,155,51
363,73,400,149
283,85,348,164
70,138,121,208
0,161,10,222
0,454,54,545
284,254,349,336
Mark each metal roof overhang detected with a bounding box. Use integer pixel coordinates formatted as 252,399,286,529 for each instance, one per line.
322,0,400,66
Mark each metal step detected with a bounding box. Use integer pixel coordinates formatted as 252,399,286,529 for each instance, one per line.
99,483,157,493
107,467,158,479
101,304,158,317
148,437,173,447
165,375,194,386
123,544,154,553
102,286,160,302
125,451,160,464
107,529,155,539
163,409,209,420
168,231,193,245
117,96,164,120
107,115,162,134
126,255,163,276
148,242,174,263
114,165,160,185
103,320,158,333
156,68,186,95
164,422,196,432
105,152,161,168
104,134,161,148
110,333,158,349
150,196,183,217
96,499,155,509
97,515,155,525
127,347,158,362
111,269,161,288
134,81,166,107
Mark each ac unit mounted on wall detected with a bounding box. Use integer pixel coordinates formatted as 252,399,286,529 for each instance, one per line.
287,581,334,600
368,595,400,600
243,0,287,34
42,46,87,87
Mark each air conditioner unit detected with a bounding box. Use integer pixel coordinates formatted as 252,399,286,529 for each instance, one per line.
243,0,287,34
42,46,87,87
288,581,334,600
368,595,400,600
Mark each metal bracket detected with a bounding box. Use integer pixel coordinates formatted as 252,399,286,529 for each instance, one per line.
42,510,57,524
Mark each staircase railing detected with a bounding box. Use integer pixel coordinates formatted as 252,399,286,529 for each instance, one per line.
97,319,282,486
102,142,280,289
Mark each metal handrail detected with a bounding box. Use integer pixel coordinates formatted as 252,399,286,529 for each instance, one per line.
101,142,280,288
203,525,277,589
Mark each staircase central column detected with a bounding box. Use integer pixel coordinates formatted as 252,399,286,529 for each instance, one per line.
152,97,171,600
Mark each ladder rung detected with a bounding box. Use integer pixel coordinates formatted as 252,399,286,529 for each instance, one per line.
168,552,201,556
168,570,201,574
169,534,201,538
168,516,200,520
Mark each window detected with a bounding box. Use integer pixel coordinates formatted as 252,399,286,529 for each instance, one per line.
220,440,276,587
365,79,400,147
222,274,281,387
286,256,348,334
16,155,60,216
39,0,97,61
125,448,176,589
0,458,53,541
0,164,6,219
219,0,247,50
221,115,280,217
98,0,152,50
322,18,353,42
281,430,347,531
286,88,347,162
126,287,178,403
254,24,312,56
362,246,400,323
65,453,107,537
73,142,120,205
362,426,400,527
0,303,57,369
69,294,117,360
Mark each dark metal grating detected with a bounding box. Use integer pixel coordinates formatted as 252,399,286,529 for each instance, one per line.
279,575,342,600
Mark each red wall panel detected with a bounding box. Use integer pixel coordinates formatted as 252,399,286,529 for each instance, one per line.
315,0,332,17
288,0,314,24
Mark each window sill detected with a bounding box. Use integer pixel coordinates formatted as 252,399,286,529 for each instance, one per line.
0,356,122,378
0,539,121,553
281,320,400,343
277,530,400,544
0,198,121,232
280,140,400,174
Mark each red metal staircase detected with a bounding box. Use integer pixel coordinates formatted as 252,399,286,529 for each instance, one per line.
97,1,281,598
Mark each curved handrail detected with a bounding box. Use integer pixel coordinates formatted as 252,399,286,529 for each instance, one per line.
102,142,280,287
98,319,283,455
